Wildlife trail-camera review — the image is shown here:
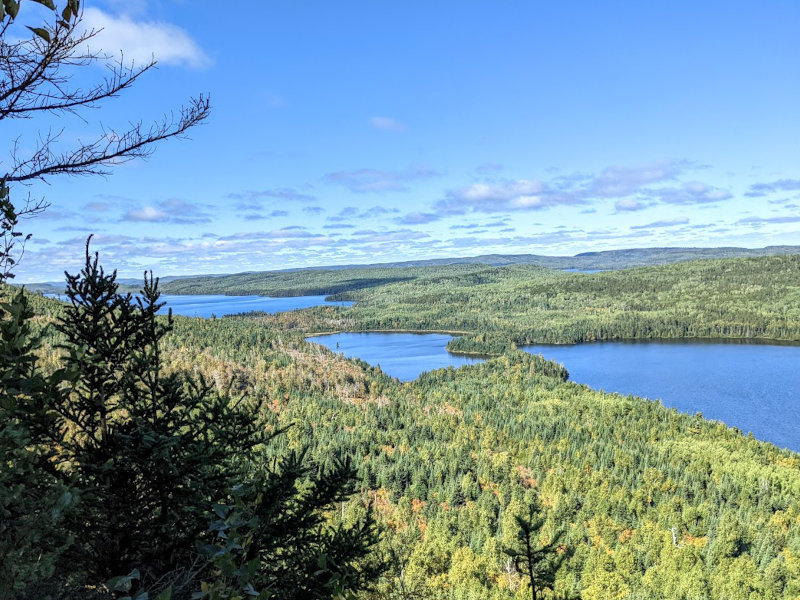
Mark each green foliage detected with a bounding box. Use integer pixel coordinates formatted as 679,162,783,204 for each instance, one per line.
502,494,566,600
197,454,382,600
0,291,75,598
161,246,800,297
0,247,383,599
10,250,800,597
447,332,517,357
47,244,268,584
0,179,34,281
160,254,800,347
132,309,800,599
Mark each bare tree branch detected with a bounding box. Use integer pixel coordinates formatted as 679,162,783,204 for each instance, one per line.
0,0,210,280
7,94,210,182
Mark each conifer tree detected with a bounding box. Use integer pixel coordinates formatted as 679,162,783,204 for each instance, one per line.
502,494,567,600
1,242,383,598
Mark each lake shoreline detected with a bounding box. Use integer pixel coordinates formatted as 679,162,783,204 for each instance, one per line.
307,328,474,337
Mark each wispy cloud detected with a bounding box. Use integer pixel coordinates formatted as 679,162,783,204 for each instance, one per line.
450,219,510,230
436,179,581,214
122,198,211,224
432,160,725,216
82,8,210,68
328,205,398,224
228,188,317,207
361,206,398,218
736,215,800,225
396,212,442,225
475,163,504,175
350,229,430,243
85,202,111,212
745,179,800,198
614,198,649,212
124,206,167,222
323,223,357,230
644,182,731,205
370,116,405,132
630,217,690,230
242,210,291,220
588,160,683,197
324,166,440,193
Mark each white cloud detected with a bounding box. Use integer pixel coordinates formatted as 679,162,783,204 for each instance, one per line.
123,206,167,222
589,160,682,197
630,217,690,230
645,182,732,205
437,179,580,214
615,198,648,212
122,199,211,223
82,8,209,68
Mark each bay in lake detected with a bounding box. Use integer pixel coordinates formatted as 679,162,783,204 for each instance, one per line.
522,340,800,451
308,331,800,451
307,332,484,383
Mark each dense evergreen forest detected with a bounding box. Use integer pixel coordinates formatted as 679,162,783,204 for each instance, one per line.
3,2,799,597
151,245,800,297
8,253,800,598
160,254,800,354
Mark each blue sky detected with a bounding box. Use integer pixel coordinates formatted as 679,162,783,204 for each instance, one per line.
7,0,800,282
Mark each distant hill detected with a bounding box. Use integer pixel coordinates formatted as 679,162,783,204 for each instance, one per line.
20,245,800,295
157,245,800,295
18,273,227,295
310,245,800,271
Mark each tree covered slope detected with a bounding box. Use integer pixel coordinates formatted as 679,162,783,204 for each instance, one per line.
154,245,800,297
162,311,800,599
8,253,800,598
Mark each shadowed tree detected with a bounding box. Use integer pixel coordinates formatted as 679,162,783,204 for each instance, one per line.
1,241,384,598
503,494,569,600
0,3,384,597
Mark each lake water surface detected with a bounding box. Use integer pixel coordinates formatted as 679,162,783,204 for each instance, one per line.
307,332,484,382
158,294,352,318
308,331,800,451
47,293,352,318
522,340,800,451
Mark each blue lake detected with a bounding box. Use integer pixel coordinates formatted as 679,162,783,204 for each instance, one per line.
522,340,800,451
46,293,352,318
307,332,484,383
307,332,800,451
158,294,352,318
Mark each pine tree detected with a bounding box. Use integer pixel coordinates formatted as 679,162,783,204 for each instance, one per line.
0,243,383,598
502,494,567,600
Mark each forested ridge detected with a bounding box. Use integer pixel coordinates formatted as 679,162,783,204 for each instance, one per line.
8,253,800,598
161,254,800,354
153,245,800,297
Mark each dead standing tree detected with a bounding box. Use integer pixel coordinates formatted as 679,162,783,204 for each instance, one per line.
0,0,210,279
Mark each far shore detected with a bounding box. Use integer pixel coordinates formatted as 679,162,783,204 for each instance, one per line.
305,328,474,337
